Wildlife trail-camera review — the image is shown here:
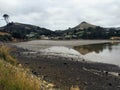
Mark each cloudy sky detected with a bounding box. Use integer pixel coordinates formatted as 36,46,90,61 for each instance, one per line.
0,0,120,30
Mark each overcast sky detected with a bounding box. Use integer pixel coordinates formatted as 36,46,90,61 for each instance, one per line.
0,0,120,30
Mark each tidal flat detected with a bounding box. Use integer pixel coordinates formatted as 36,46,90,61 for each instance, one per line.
10,40,120,90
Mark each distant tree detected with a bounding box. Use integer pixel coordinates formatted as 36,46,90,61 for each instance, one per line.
3,14,10,24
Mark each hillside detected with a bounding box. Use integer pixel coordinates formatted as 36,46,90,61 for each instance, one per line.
58,22,120,39
0,21,120,40
73,21,96,30
0,22,54,40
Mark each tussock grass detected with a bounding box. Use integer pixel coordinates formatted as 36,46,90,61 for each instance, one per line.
0,45,54,90
0,45,16,65
0,60,42,90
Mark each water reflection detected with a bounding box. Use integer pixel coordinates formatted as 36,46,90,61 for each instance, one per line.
74,42,120,66
74,42,120,55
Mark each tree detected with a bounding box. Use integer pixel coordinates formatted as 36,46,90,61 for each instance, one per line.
3,14,10,24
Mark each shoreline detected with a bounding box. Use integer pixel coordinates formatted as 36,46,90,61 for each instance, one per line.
9,40,120,90
12,40,120,50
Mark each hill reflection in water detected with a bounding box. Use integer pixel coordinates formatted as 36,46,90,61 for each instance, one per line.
74,42,120,55
74,42,120,66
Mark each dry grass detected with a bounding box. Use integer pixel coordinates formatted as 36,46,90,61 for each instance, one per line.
0,45,16,65
70,85,80,90
0,60,42,90
0,32,9,36
0,45,55,90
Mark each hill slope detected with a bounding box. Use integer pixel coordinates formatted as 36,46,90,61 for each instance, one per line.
0,22,54,39
73,21,97,30
0,21,120,40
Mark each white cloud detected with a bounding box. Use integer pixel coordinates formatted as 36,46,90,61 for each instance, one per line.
0,0,120,30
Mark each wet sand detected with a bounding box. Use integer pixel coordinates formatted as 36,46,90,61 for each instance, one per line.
10,40,120,90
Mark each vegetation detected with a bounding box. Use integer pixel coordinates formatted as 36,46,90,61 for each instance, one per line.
0,35,12,41
63,26,120,39
0,45,16,65
0,45,54,90
0,18,120,40
0,60,42,90
3,14,10,24
0,22,54,40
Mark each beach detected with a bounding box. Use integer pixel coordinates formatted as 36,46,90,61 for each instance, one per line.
10,40,120,90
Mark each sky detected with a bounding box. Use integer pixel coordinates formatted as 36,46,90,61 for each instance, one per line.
0,0,120,30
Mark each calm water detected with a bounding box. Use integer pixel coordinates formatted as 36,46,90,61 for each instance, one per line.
74,42,120,66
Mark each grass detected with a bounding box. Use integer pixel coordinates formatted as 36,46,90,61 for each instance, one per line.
0,60,42,90
0,32,10,36
0,45,16,65
0,45,54,90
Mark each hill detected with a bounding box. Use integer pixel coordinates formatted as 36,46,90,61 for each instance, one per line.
62,21,97,33
57,21,120,39
0,21,120,40
0,22,54,40
73,21,97,30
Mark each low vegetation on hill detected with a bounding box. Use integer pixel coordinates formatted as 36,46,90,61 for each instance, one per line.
62,22,120,39
0,22,55,41
0,32,12,41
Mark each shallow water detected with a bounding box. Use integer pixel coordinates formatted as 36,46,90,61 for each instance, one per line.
74,42,120,66
13,40,120,66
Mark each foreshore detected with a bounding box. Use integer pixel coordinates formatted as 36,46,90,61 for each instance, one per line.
9,40,120,90
12,40,120,50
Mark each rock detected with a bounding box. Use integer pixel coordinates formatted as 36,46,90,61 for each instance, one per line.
83,82,87,85
25,62,28,65
82,59,85,62
63,62,67,65
70,85,80,90
118,73,120,76
105,71,108,76
47,83,55,87
108,83,112,86
117,86,120,88
32,70,38,75
18,63,22,67
38,66,42,69
76,77,80,81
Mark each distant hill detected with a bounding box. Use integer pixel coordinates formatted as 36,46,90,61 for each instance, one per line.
0,21,120,41
0,22,54,40
73,21,97,30
59,21,120,39
61,21,98,34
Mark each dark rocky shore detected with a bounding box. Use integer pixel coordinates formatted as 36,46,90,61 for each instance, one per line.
10,45,120,90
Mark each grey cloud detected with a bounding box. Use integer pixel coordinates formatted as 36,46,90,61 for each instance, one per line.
0,0,120,30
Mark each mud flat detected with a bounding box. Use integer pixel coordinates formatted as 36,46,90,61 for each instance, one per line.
13,40,120,50
10,40,120,90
